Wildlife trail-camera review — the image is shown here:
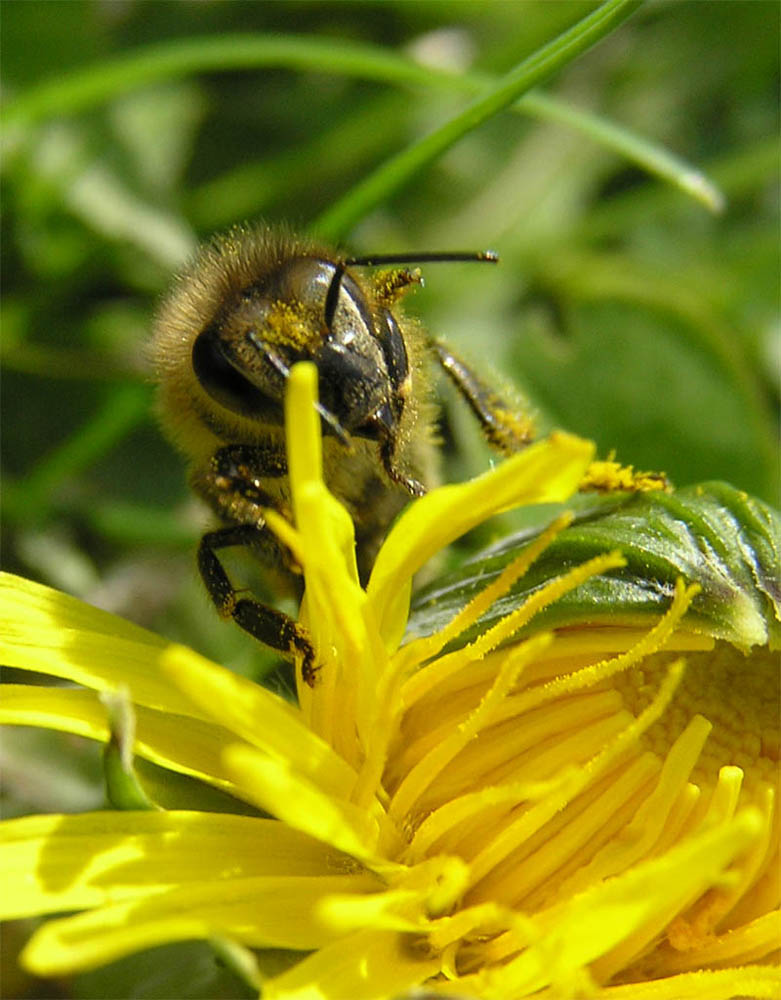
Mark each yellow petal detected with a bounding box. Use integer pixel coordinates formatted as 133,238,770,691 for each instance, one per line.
159,644,357,797
0,573,210,719
659,910,781,972
285,363,323,515
1,810,345,920
368,433,594,649
284,363,360,591
562,807,764,986
223,743,385,862
596,965,781,1000
1,684,110,743
0,572,167,645
461,809,763,997
1,684,249,797
263,928,441,1000
22,873,381,976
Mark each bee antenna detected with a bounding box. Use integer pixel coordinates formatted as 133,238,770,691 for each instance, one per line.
344,250,499,267
324,252,498,331
267,348,351,447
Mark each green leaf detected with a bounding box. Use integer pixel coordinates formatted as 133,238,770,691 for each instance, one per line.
409,482,781,653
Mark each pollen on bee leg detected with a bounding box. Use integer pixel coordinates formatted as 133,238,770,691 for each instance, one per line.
580,458,669,493
372,267,422,305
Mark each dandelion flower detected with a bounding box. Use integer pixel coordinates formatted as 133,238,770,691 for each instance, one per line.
1,363,778,999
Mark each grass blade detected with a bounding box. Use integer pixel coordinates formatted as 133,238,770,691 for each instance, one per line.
312,0,642,239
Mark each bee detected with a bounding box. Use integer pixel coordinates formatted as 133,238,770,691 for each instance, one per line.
151,224,534,683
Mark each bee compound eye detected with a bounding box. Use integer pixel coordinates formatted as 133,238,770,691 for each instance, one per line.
276,258,335,310
192,326,283,420
377,308,409,392
192,326,250,409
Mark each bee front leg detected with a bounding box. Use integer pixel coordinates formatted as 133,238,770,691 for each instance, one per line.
193,445,318,685
433,340,535,455
197,525,317,685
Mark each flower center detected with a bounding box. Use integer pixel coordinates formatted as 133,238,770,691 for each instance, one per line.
611,641,780,789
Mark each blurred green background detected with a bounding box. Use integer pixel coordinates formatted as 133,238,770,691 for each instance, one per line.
1,2,778,993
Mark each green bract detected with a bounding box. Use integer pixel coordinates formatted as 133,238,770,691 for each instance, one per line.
410,482,781,652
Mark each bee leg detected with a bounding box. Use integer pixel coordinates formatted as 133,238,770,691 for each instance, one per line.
200,443,287,511
433,340,535,455
193,444,302,571
194,444,318,685
197,524,318,686
379,437,426,498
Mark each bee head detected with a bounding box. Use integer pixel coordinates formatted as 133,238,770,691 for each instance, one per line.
191,255,411,446
154,225,496,494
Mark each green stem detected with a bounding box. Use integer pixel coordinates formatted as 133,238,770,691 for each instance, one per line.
313,0,643,239
1,34,437,127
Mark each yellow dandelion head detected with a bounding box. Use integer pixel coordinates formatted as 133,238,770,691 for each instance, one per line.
253,363,780,998
1,363,777,1000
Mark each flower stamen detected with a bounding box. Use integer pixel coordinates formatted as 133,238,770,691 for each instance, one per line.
396,512,574,676
495,580,702,721
402,550,627,710
548,714,713,902
465,658,688,895
389,633,553,827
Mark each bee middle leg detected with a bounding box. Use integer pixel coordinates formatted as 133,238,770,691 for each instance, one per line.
193,445,317,685
433,340,535,455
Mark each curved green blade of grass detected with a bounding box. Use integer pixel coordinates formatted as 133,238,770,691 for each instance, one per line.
313,0,643,239
582,135,778,238
2,11,722,216
0,34,446,126
528,91,724,213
